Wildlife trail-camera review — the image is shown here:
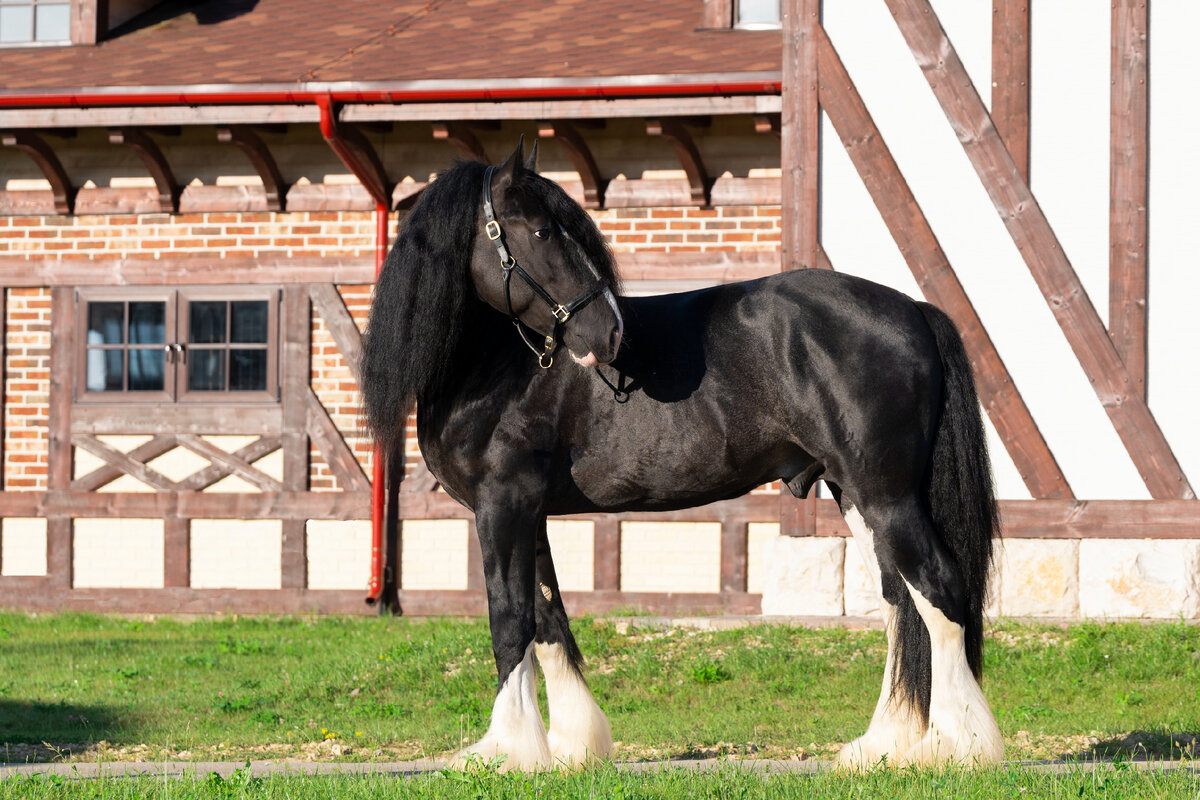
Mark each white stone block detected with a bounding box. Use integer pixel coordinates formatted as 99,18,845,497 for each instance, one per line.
401,519,468,590
620,521,721,593
996,539,1079,617
306,520,371,590
843,538,880,617
74,518,164,588
546,520,593,592
1,517,46,576
1080,539,1200,619
760,536,845,616
190,519,282,590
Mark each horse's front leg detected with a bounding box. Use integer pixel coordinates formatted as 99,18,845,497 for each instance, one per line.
532,520,614,768
452,497,552,772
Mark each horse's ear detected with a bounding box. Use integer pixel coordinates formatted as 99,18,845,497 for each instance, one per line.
523,138,539,173
495,136,526,189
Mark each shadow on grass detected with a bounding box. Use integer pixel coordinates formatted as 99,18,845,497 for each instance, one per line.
0,700,141,763
1064,730,1199,762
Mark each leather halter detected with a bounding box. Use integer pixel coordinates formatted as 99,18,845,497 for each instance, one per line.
482,165,606,369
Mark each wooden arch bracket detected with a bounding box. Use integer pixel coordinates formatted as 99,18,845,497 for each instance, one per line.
1,129,77,214
432,122,491,163
316,95,392,208
537,120,608,208
108,127,179,213
754,114,782,140
217,125,290,212
646,118,711,206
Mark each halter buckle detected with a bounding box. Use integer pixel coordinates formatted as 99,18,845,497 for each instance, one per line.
485,220,502,241
552,305,571,323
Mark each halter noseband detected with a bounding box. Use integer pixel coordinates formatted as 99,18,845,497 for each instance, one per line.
482,165,606,368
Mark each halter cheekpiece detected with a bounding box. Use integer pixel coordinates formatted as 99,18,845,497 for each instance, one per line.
482,165,606,368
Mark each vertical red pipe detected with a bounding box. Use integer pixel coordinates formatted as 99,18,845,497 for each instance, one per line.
366,200,388,604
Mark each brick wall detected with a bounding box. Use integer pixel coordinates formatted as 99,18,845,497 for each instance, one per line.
3,288,51,490
0,203,780,493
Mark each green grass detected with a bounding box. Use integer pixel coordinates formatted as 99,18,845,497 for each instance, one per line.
2,762,1198,800
0,612,1196,766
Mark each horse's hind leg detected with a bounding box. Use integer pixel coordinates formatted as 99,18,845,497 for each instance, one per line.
871,500,1003,766
453,503,551,772
836,504,926,769
533,520,614,767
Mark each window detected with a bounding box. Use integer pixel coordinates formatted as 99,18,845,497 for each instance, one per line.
76,288,280,404
735,0,781,30
0,0,70,45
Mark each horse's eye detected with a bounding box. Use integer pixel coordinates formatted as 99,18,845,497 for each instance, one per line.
533,227,552,240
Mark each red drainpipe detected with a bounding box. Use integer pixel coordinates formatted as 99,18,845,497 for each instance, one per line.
367,201,389,606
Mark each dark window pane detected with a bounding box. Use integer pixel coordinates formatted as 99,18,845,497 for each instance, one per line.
188,349,225,391
87,302,125,345
128,348,165,391
86,348,124,392
189,301,227,344
129,302,166,344
231,301,269,343
229,349,267,391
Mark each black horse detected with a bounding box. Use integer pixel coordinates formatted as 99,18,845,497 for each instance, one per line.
362,140,1003,770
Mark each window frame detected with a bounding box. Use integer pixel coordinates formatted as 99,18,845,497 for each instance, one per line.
0,0,72,47
74,286,281,406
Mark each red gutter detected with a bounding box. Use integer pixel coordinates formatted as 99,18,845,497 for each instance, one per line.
0,79,781,109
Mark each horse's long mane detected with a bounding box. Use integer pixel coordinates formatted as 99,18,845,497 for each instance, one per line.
361,159,483,454
360,155,620,454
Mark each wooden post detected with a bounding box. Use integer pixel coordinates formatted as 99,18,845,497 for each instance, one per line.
47,287,74,591
592,518,620,592
720,521,749,593
991,0,1032,183
1109,0,1150,401
280,286,311,590
780,0,825,535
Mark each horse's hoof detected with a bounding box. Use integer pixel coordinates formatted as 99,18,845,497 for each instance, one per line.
900,725,1004,767
451,735,554,773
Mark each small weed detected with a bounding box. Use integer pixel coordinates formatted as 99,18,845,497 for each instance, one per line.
690,657,732,684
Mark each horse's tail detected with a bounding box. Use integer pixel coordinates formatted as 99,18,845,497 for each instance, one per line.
895,303,998,714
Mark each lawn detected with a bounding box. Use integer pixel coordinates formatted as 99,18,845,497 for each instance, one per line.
0,612,1196,769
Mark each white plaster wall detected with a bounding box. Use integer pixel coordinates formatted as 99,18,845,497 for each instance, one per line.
0,517,46,576
306,519,370,591
746,521,778,594
400,519,468,591
190,519,282,590
546,520,594,592
73,518,163,588
620,521,720,593
820,2,1198,500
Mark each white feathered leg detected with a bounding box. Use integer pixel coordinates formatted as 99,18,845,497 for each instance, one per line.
452,642,553,772
535,641,614,768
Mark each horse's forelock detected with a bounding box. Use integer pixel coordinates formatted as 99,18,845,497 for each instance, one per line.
512,171,622,296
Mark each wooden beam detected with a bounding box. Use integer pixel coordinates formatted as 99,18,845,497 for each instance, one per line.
780,0,821,272
884,0,1193,500
176,437,281,491
70,0,106,45
176,434,284,493
280,286,311,499
163,515,190,588
702,0,733,28
306,388,371,492
216,125,289,212
71,435,178,492
0,489,371,520
1,130,76,214
107,127,179,213
645,118,711,206
431,122,489,163
71,434,179,492
309,284,363,385
720,521,749,593
816,28,1072,500
1110,0,1151,401
592,518,621,592
990,0,1032,182
537,120,608,208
